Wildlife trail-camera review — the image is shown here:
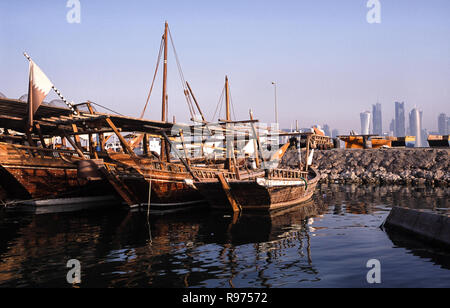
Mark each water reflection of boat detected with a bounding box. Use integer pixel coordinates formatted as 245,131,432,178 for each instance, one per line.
0,209,202,287
194,200,328,287
0,210,119,286
200,199,328,246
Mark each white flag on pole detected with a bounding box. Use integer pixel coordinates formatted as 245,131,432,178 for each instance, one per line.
27,59,53,123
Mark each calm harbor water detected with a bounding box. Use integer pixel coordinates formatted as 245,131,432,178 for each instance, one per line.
0,184,449,288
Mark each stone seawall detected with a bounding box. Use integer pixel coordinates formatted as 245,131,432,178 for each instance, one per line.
383,207,450,247
281,148,449,186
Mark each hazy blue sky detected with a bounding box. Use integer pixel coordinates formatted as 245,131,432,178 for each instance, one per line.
1,0,449,133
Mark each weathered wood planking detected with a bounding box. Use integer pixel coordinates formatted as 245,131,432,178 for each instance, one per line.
195,168,319,212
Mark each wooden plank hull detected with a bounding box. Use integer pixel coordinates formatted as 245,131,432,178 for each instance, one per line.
0,165,116,200
0,142,117,203
195,169,319,212
121,176,204,206
107,153,205,209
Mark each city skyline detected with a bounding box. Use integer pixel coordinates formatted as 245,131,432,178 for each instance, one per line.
1,0,449,133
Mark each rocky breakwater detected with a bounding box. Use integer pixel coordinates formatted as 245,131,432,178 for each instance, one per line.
281,148,449,186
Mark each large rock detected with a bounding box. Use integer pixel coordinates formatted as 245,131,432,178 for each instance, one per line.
280,148,449,186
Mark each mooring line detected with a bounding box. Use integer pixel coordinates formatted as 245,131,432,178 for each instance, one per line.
147,178,152,245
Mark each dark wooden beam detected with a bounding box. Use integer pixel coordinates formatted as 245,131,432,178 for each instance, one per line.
105,117,137,157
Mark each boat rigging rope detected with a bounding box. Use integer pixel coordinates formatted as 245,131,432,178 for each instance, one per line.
147,178,152,244
167,26,197,120
140,37,164,119
228,83,237,121
212,85,225,121
89,101,124,116
211,80,237,121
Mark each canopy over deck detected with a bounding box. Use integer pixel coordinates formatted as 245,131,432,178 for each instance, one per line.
0,98,183,136
0,98,264,140
0,98,73,132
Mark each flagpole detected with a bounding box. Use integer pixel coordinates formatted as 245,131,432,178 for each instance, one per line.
23,52,78,115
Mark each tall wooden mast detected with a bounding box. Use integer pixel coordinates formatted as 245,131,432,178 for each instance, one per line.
225,76,233,171
162,21,168,122
160,21,169,161
225,76,231,122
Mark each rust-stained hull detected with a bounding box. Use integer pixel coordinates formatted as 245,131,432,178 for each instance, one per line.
195,169,319,212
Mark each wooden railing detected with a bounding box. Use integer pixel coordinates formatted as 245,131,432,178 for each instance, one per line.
5,144,86,161
267,168,308,180
312,135,333,145
191,169,238,180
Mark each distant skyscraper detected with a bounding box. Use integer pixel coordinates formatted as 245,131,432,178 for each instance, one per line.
438,113,448,135
372,103,382,135
360,111,371,135
332,129,339,138
323,124,331,137
448,117,450,135
395,102,405,137
389,119,395,136
409,108,422,147
421,128,429,148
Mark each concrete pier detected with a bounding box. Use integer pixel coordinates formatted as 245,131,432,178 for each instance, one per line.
383,207,450,247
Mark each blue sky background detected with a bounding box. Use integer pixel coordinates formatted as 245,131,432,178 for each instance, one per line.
1,0,449,133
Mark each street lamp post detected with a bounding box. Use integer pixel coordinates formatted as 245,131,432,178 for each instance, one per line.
272,82,278,126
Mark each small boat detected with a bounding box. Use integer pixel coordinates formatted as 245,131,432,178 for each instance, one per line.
194,167,319,212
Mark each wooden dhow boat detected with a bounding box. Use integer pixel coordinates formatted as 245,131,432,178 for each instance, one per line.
194,167,319,212
0,23,216,212
0,98,119,210
0,22,324,215
192,103,322,212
